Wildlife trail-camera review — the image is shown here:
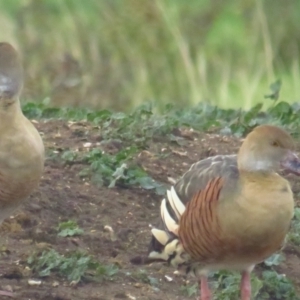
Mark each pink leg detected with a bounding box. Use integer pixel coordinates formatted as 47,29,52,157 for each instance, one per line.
198,275,212,300
240,270,251,300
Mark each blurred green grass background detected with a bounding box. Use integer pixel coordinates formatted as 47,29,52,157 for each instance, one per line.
0,0,299,111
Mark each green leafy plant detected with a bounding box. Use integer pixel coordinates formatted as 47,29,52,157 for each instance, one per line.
180,272,262,299
57,220,84,237
79,147,166,194
61,150,78,163
180,283,198,297
27,249,118,282
181,268,298,300
211,271,262,300
288,208,300,245
264,253,285,267
258,270,299,299
20,78,300,141
128,269,158,286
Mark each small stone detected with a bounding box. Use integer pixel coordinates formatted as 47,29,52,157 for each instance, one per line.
164,275,173,282
28,279,42,286
52,281,59,287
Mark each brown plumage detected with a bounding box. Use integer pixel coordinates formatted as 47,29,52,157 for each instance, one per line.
179,177,224,261
0,42,44,296
131,125,300,300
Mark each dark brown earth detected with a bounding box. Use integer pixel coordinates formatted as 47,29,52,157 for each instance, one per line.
0,119,299,300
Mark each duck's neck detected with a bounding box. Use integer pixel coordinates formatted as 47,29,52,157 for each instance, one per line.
237,150,276,174
0,99,24,126
238,159,274,173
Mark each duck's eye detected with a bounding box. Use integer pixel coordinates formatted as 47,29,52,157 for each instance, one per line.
272,141,279,147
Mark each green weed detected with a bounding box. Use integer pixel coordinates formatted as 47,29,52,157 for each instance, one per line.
263,253,285,267
61,150,78,163
181,270,298,299
212,271,262,300
27,249,118,283
22,80,300,140
288,208,300,246
22,101,91,120
57,220,84,237
61,146,166,195
180,283,198,297
127,269,159,286
18,78,294,141
82,147,166,194
259,271,299,299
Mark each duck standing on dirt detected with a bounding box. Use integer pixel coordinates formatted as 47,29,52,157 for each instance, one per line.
0,43,44,297
131,125,300,300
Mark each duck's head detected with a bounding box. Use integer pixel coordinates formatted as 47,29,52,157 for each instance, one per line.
237,125,300,175
0,42,23,106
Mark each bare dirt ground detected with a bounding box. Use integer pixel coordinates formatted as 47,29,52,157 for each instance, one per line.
0,120,299,300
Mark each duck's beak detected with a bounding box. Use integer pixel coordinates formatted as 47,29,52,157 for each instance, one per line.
281,150,300,175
